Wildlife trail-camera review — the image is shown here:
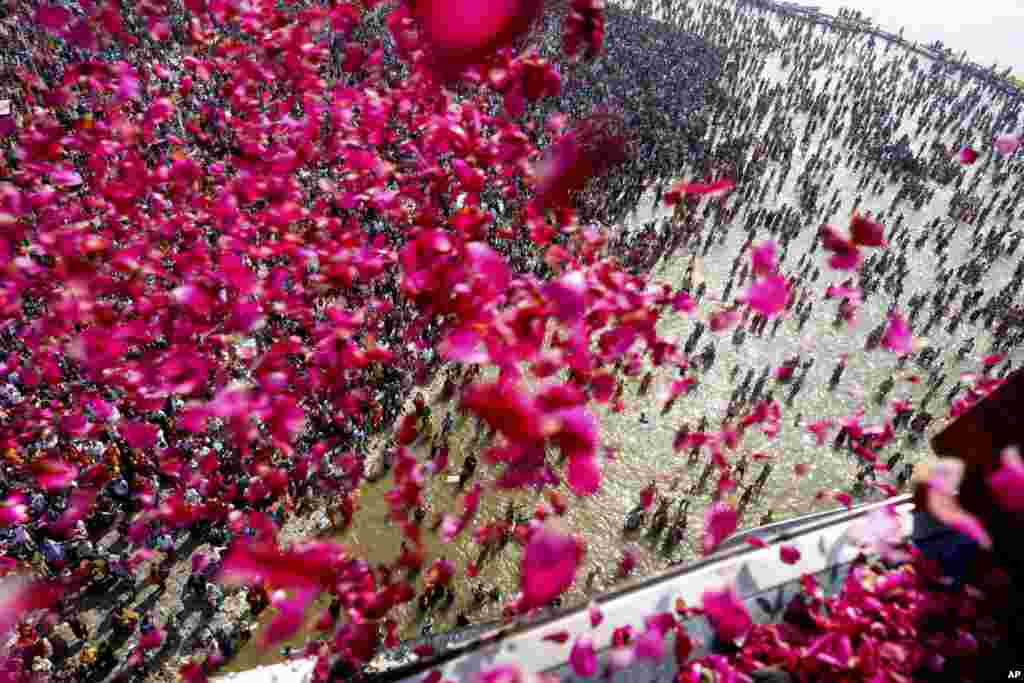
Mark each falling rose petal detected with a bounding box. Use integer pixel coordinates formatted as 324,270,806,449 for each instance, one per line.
828,247,863,271
412,0,544,69
33,458,78,492
666,177,736,202
543,630,570,644
618,546,638,576
520,523,581,610
140,627,165,651
988,446,1024,513
701,585,752,643
441,327,488,363
819,225,862,271
66,19,97,50
834,491,853,509
702,502,738,555
533,113,631,209
0,495,30,527
775,363,796,381
745,537,767,549
958,146,978,165
121,420,159,450
35,4,71,32
994,133,1022,156
0,578,63,640
589,602,603,627
673,625,693,667
750,241,778,276
708,308,740,333
742,275,789,317
543,270,587,324
983,353,1004,366
51,169,83,187
849,213,886,247
570,635,598,677
881,313,913,355
633,625,666,660
262,587,317,646
805,419,833,446
562,0,605,60
779,545,801,565
567,454,601,497
794,463,811,477
671,289,695,313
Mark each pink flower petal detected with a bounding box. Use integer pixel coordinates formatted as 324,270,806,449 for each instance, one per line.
262,587,316,646
667,178,736,201
33,457,78,492
35,4,71,31
520,524,581,610
0,495,30,527
589,602,603,627
988,446,1024,513
412,0,544,70
750,241,778,276
742,275,789,317
0,578,64,640
994,134,1021,156
701,584,752,643
703,502,738,555
779,545,801,565
671,289,695,313
570,635,598,677
543,630,570,644
543,270,587,324
633,626,665,659
806,419,834,446
959,146,978,164
849,214,886,247
828,247,863,271
121,421,159,450
881,313,912,355
51,169,83,187
709,308,740,333
567,453,601,497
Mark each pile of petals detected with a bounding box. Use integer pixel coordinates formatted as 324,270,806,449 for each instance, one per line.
509,549,1010,683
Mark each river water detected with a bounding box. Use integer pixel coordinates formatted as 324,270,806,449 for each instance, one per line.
229,0,1023,670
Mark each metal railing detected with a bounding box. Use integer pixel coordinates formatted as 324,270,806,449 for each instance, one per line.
217,495,946,683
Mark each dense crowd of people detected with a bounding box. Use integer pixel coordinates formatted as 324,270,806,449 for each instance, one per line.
0,0,1021,681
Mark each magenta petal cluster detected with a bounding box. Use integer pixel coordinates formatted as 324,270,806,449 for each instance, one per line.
988,446,1024,513
881,313,912,355
702,502,738,555
520,523,582,610
994,133,1022,156
743,274,789,317
750,241,778,276
570,635,598,677
779,545,801,565
701,584,752,643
